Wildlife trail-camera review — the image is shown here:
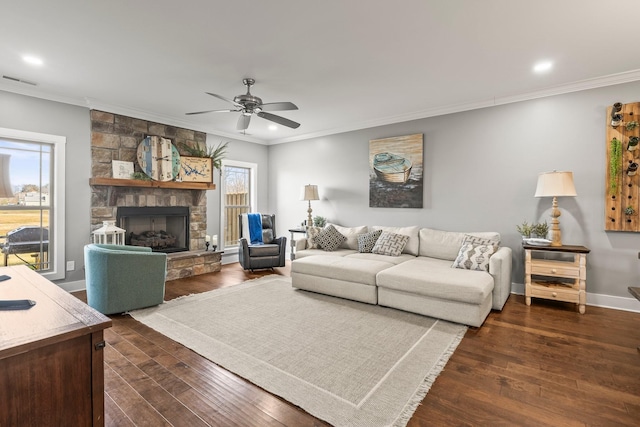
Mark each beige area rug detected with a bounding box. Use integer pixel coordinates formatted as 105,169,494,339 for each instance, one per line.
130,276,467,427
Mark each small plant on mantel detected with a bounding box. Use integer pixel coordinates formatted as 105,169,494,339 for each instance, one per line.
180,141,229,169
131,171,151,181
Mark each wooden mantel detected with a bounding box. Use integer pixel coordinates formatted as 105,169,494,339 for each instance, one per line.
89,177,215,190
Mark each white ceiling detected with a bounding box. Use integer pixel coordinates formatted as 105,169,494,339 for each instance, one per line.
3,0,640,145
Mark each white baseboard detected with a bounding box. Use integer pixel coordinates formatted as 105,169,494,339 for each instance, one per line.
511,282,640,313
57,279,86,293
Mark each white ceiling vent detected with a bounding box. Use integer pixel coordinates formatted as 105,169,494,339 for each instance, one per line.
2,75,37,86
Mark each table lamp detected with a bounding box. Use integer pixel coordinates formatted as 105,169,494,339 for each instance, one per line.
0,154,13,198
302,184,319,227
534,171,577,246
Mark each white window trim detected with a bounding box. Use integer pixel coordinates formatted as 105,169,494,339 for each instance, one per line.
0,127,66,280
220,159,257,253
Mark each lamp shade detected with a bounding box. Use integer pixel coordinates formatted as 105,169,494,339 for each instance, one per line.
0,154,13,198
534,171,577,198
302,184,319,201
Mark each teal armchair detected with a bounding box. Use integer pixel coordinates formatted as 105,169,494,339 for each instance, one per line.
84,244,167,314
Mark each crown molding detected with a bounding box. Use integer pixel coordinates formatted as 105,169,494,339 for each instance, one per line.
270,69,640,145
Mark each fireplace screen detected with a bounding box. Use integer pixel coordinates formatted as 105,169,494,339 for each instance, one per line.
116,207,189,253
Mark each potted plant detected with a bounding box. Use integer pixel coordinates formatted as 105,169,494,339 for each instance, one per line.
626,121,639,131
533,221,549,239
627,162,638,176
628,136,639,151
625,206,636,215
180,141,229,169
313,215,327,228
516,221,533,239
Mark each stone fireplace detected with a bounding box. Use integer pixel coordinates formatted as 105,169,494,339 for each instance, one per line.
89,110,221,280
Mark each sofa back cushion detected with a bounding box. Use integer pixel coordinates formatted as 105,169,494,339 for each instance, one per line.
328,223,368,250
371,225,420,255
419,228,500,260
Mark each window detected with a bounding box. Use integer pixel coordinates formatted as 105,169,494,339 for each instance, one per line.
220,160,257,249
0,127,65,280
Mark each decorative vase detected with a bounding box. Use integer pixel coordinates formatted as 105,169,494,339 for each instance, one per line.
627,162,638,176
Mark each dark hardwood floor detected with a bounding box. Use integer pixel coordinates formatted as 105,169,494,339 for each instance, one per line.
74,262,640,426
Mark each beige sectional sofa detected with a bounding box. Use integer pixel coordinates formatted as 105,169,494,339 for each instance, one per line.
291,225,512,327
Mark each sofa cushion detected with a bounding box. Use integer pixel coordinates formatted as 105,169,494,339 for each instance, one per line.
292,255,394,286
248,244,281,257
346,252,415,265
452,242,497,272
357,229,383,253
418,228,501,261
372,231,409,256
295,248,357,258
306,226,323,249
376,258,494,305
315,225,346,251
371,225,420,255
328,223,368,250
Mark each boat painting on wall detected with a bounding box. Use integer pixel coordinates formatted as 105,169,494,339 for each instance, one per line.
369,134,423,208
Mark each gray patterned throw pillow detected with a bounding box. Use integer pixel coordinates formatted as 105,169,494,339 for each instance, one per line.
306,226,323,249
451,242,497,272
315,225,346,251
371,231,409,257
357,229,383,253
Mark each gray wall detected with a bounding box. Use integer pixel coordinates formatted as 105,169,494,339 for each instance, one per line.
0,90,91,284
268,81,640,300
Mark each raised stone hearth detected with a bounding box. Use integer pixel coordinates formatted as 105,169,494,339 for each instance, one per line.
89,110,221,279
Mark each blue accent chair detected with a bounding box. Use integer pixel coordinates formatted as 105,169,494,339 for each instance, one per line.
84,244,167,314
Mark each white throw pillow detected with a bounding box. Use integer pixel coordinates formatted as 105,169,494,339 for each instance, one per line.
372,231,409,257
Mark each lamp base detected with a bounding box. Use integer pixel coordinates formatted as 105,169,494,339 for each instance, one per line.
307,201,313,228
549,196,563,247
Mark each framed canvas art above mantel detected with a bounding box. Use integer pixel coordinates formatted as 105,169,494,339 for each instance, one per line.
369,133,424,208
179,156,213,183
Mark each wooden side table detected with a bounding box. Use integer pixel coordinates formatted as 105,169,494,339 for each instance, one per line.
524,244,591,314
288,228,307,260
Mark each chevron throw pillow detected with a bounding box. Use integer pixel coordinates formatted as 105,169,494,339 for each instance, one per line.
371,231,409,257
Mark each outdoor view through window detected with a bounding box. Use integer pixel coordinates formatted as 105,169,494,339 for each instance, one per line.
0,138,51,271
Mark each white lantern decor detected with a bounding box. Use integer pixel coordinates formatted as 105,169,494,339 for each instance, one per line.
92,220,126,245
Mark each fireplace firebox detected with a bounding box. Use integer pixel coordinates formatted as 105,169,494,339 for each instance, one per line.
116,207,190,253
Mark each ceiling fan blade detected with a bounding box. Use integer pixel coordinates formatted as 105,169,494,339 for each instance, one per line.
260,102,298,112
206,92,244,108
237,114,251,130
257,111,300,129
185,109,239,115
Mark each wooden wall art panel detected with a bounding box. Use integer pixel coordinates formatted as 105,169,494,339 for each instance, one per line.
605,102,640,231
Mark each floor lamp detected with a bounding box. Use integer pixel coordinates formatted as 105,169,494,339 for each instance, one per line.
303,184,319,227
534,171,577,246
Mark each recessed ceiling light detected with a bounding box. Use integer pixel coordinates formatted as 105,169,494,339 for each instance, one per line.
533,61,553,73
268,125,278,131
22,55,43,66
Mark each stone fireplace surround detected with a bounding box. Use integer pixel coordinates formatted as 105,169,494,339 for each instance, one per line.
89,110,221,280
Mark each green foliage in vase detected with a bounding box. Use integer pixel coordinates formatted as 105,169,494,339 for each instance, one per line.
516,221,533,238
313,215,327,228
533,221,549,238
131,171,152,181
180,141,229,169
609,137,622,195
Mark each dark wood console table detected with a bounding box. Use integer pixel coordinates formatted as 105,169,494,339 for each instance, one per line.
0,265,112,426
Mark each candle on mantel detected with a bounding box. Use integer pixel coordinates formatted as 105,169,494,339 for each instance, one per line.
205,235,211,243
212,235,218,246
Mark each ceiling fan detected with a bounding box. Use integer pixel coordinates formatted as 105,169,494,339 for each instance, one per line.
186,78,300,130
